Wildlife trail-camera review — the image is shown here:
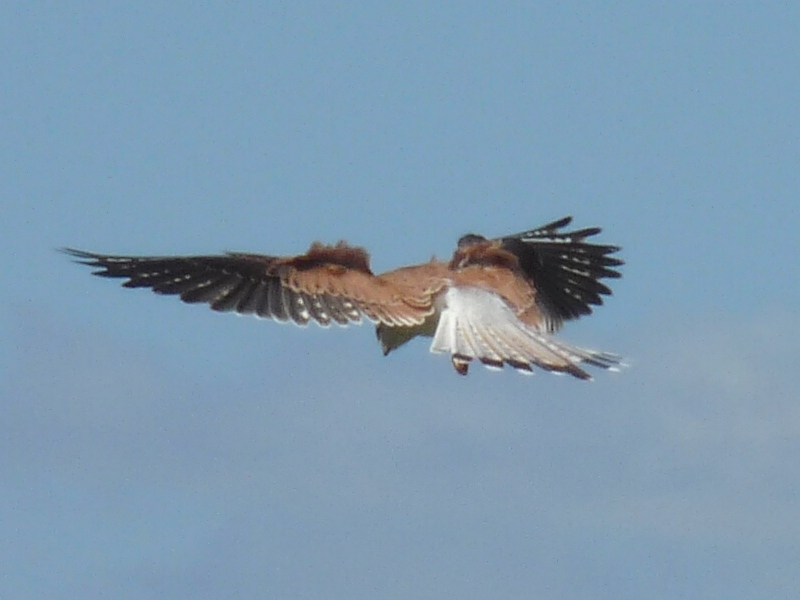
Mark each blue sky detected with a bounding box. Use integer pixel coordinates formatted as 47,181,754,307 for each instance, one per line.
2,3,799,598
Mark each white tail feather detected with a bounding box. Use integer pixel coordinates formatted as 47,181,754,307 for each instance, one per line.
430,287,621,378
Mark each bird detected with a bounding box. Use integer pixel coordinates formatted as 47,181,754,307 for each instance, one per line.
64,216,623,380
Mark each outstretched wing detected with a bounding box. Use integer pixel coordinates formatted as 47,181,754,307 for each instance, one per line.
499,216,623,331
63,243,434,328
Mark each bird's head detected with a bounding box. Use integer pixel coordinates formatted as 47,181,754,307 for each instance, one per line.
450,233,517,271
456,233,488,249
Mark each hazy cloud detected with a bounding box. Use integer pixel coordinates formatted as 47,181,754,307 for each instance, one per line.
3,308,798,598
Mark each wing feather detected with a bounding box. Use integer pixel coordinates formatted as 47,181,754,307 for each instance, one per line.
180,273,241,304
62,244,437,328
210,278,251,313
499,216,623,331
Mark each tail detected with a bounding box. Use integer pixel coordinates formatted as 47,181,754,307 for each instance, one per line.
429,286,622,379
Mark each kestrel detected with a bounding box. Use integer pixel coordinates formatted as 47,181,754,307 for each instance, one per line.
64,216,623,379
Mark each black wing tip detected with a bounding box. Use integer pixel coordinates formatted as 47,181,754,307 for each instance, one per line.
571,226,602,239
502,215,615,243
498,217,624,327
502,217,624,264
61,248,140,277
542,215,573,230
60,247,111,269
503,215,571,239
60,247,95,259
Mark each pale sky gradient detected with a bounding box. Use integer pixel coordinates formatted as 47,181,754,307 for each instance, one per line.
2,3,799,599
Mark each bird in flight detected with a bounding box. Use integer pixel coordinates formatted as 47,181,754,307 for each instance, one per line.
64,216,623,379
